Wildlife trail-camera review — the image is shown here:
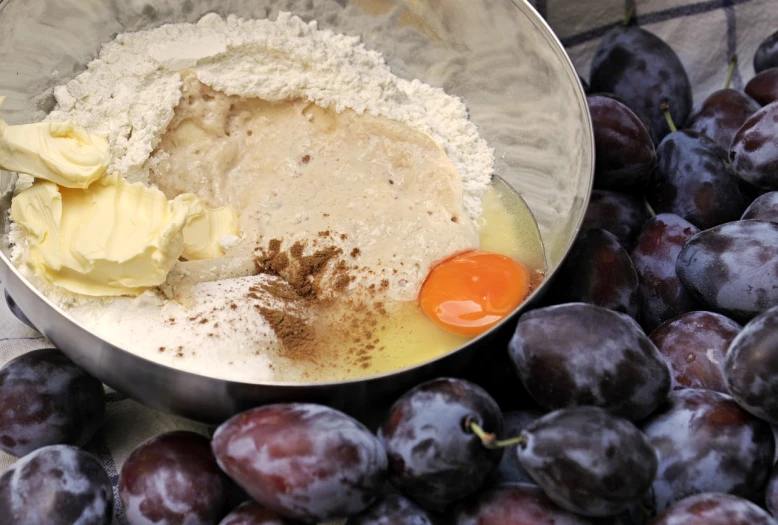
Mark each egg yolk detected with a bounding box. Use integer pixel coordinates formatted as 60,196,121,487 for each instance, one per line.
419,251,532,337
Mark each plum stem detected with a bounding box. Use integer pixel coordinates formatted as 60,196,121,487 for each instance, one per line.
645,200,657,218
469,421,527,450
724,55,738,90
661,103,677,133
624,5,636,26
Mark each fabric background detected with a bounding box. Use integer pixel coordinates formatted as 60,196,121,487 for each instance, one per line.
0,0,775,523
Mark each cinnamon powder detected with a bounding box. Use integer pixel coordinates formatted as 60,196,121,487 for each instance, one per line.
250,236,393,372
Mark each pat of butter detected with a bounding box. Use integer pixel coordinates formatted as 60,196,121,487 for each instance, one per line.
179,196,240,261
0,98,110,188
11,174,202,296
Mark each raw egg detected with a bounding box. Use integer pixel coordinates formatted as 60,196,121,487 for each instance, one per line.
419,250,531,337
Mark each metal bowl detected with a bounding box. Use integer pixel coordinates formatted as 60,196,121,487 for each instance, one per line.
0,0,593,424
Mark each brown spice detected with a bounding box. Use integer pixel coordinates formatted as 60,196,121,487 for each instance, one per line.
257,305,316,361
255,239,290,275
301,154,311,164
334,274,351,290
290,242,304,258
249,236,401,375
199,318,209,324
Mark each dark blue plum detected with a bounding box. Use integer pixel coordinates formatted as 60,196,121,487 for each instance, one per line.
650,311,741,393
725,306,778,425
517,407,657,517
545,229,640,319
509,303,670,421
742,191,778,222
647,131,748,230
730,101,778,190
0,445,112,524
582,189,649,250
378,378,503,511
676,220,778,321
212,404,387,522
120,431,234,525
631,214,702,331
590,26,692,144
641,389,774,513
0,348,105,457
589,94,656,190
346,494,434,525
652,493,777,525
454,483,593,525
755,30,778,73
746,68,778,106
686,89,760,149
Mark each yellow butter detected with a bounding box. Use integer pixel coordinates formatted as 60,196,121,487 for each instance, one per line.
179,196,240,261
0,104,110,189
11,174,202,296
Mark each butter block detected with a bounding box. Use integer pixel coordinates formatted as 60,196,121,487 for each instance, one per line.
11,174,197,296
0,98,110,188
180,196,240,260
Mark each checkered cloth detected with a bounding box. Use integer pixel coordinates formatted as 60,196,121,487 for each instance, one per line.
0,0,774,522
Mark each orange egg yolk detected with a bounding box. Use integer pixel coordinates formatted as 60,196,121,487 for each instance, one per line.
419,251,532,337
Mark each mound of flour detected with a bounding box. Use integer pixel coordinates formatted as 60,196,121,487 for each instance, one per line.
47,11,493,220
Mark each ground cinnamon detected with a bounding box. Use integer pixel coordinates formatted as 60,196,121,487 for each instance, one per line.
250,235,392,373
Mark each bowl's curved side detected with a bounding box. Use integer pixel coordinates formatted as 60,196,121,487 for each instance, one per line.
0,0,593,423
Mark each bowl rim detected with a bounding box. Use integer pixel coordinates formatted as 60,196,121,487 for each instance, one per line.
0,0,594,389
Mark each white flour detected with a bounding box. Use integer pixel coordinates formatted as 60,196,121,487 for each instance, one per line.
48,11,494,221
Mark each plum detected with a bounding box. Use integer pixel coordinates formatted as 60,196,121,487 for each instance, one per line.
730,101,778,190
0,348,105,457
212,404,386,522
631,214,701,331
590,25,692,143
755,30,778,73
746,68,778,106
650,311,741,393
545,229,640,319
517,407,657,517
509,303,670,420
675,220,778,321
647,129,748,230
581,189,649,250
641,389,774,512
725,305,778,425
588,94,656,190
742,191,778,222
651,493,777,524
346,494,434,525
686,89,760,149
454,483,593,524
120,431,233,525
0,445,112,524
378,378,503,510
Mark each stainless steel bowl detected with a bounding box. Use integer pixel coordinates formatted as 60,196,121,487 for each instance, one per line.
0,0,593,424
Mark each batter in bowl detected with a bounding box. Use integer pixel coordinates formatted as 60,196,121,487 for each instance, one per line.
5,12,545,382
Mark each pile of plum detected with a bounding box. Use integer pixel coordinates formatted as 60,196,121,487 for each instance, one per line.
3,16,778,525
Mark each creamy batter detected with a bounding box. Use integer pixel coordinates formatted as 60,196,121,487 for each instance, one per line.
150,74,479,302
